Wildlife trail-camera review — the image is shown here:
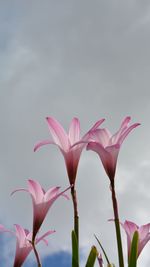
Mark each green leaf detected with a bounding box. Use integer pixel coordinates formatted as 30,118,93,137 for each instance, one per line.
128,231,139,267
72,230,79,267
94,234,110,264
85,246,97,267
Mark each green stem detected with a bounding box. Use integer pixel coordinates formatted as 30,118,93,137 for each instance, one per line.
71,185,79,267
71,186,79,243
110,181,124,267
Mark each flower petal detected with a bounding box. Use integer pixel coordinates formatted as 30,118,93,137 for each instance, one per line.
0,225,7,231
121,220,139,258
26,230,32,241
44,186,60,202
109,117,131,145
105,144,120,157
70,140,88,150
123,220,139,236
97,253,104,267
109,117,140,145
68,118,80,145
89,128,111,147
45,185,71,202
120,116,131,130
117,123,140,145
70,127,109,149
46,117,69,150
34,140,56,152
11,188,28,196
138,232,150,256
87,119,105,132
14,224,27,247
82,118,105,141
28,179,44,203
0,225,14,235
138,223,150,240
36,230,56,245
87,141,116,180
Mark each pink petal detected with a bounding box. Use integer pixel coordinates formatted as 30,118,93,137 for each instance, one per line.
61,192,70,200
45,185,71,202
70,140,88,149
70,126,109,150
109,117,131,145
0,225,14,235
63,150,82,184
11,188,28,196
28,179,44,203
36,230,56,245
87,142,120,181
138,233,150,256
82,118,105,141
68,118,80,145
89,128,111,147
120,116,131,130
138,223,150,239
44,186,60,202
87,141,108,159
34,140,56,152
121,221,138,257
0,225,6,231
26,231,32,242
121,220,150,258
41,238,49,246
123,220,139,236
97,253,103,267
123,220,139,253
105,144,120,169
87,119,105,132
110,116,140,145
59,185,72,194
87,142,116,180
105,144,120,155
14,224,26,247
117,123,140,145
46,117,69,150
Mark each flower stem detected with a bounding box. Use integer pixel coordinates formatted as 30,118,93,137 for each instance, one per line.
110,181,124,267
32,241,42,267
71,186,79,243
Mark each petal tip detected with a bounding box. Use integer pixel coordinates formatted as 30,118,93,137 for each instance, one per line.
33,145,38,152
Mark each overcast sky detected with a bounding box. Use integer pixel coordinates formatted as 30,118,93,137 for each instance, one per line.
0,1,150,266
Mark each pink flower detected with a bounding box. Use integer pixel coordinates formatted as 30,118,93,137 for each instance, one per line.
97,253,104,267
87,117,140,181
12,179,70,240
34,117,104,184
0,224,55,267
121,220,150,258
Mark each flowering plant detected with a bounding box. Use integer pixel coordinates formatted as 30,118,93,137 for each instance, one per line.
1,116,146,267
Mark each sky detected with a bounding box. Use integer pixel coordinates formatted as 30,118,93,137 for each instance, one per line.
0,0,150,266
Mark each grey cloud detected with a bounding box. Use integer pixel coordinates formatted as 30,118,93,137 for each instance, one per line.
0,1,150,266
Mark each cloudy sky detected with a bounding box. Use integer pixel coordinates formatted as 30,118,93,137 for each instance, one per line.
0,0,150,266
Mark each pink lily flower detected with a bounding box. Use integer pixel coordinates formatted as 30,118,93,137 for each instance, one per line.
87,117,140,181
34,117,104,185
121,220,150,259
0,224,55,267
12,179,70,241
97,253,104,267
